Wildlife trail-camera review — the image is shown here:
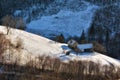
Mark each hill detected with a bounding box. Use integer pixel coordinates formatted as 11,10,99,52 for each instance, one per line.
0,25,120,66
0,25,120,80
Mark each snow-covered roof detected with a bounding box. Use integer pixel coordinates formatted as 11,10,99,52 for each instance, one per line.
77,43,93,50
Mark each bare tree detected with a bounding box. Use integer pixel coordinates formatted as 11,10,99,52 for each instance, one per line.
2,15,16,35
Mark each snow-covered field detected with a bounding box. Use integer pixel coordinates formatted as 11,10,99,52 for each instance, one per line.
27,3,99,38
0,26,120,68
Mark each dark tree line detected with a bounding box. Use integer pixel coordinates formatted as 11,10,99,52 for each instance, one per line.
0,0,55,24
88,21,120,59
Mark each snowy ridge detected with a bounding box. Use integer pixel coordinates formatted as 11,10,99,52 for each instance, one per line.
0,26,120,68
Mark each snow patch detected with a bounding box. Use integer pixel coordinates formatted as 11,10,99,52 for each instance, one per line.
27,4,99,38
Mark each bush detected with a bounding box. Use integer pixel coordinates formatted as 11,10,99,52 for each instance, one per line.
10,37,23,52
92,41,106,54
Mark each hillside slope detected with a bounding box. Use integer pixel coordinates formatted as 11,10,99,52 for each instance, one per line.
26,1,99,38
0,26,120,68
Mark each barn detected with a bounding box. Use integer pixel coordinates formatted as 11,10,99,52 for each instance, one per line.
77,43,93,52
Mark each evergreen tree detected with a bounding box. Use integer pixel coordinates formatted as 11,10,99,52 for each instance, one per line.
106,30,110,41
79,30,86,43
89,23,95,35
105,30,109,46
55,34,65,43
88,23,96,41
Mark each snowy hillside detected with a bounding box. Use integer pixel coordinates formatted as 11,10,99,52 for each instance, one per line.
0,26,63,64
0,26,120,68
27,1,99,38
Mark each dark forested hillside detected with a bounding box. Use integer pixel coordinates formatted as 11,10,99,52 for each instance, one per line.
88,4,120,59
0,0,54,23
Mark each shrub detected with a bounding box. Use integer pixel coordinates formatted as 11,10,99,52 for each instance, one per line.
92,41,106,54
9,37,23,53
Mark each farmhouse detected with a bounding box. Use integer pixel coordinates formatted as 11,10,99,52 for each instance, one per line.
67,39,93,53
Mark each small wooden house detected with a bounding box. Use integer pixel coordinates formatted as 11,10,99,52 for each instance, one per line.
67,39,93,53
67,39,78,49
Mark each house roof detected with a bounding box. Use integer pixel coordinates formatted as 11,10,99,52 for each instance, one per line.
77,43,93,50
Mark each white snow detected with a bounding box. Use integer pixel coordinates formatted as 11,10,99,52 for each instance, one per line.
0,26,63,64
0,26,120,67
27,4,99,38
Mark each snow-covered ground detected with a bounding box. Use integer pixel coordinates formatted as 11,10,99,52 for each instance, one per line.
0,26,120,68
0,26,64,64
27,3,99,38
